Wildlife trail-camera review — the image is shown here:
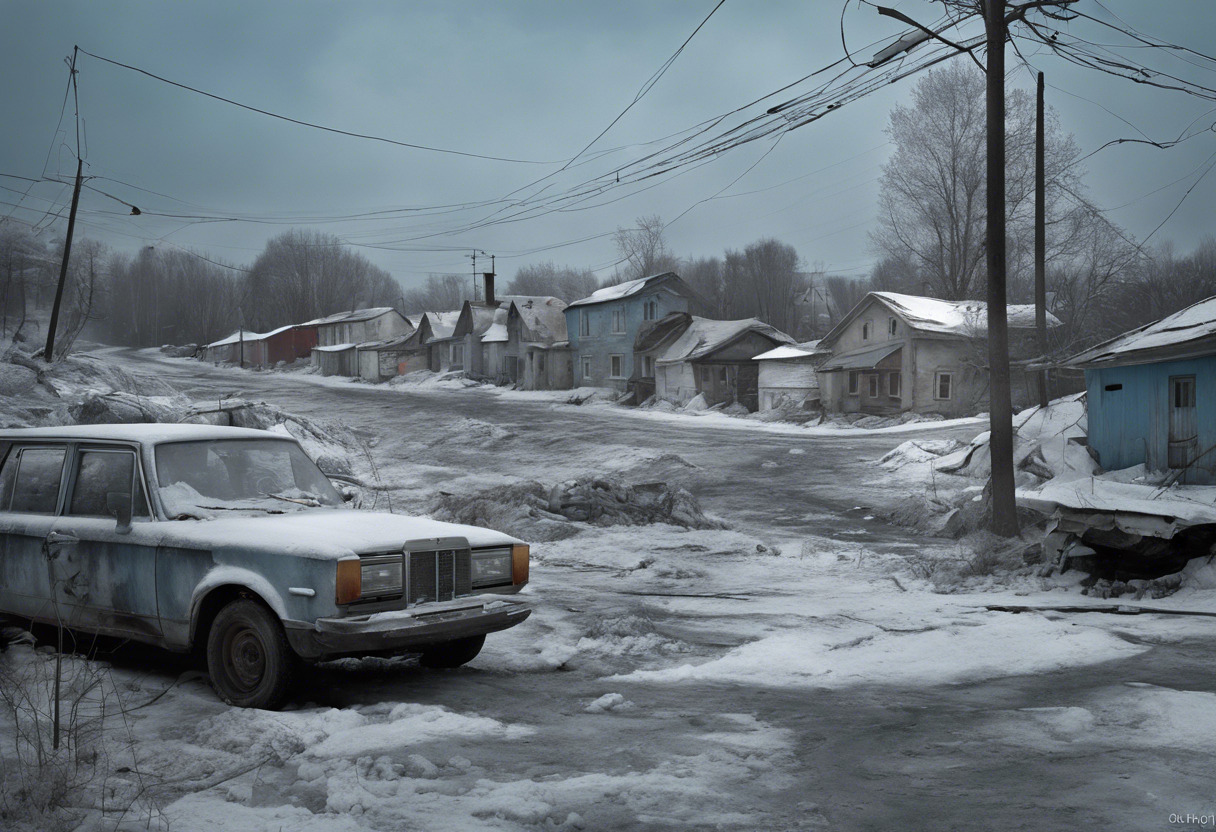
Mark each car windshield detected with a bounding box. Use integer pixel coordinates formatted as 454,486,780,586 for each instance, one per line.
155,438,343,518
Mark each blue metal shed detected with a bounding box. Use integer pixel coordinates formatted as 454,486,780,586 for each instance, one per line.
1068,296,1216,484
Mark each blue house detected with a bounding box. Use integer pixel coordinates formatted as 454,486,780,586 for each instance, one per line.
564,272,695,391
1067,296,1216,484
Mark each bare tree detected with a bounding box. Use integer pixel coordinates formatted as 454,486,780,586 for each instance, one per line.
400,274,468,314
52,238,107,359
872,61,1083,301
506,262,599,301
610,214,678,284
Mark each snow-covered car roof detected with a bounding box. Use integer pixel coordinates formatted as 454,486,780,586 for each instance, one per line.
0,423,284,445
1065,294,1216,367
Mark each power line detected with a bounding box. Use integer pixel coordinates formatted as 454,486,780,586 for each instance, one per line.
77,47,567,165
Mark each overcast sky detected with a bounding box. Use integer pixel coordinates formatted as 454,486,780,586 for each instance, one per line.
3,1,1215,291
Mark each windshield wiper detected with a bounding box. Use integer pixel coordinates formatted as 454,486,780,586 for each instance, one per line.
263,492,322,508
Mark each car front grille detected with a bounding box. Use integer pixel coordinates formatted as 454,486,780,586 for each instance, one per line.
408,547,471,604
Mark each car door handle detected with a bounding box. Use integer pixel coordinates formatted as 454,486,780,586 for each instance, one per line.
46,532,79,546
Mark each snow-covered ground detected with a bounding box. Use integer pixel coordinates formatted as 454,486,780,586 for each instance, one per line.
3,347,1216,832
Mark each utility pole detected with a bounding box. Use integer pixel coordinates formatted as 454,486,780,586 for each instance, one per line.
44,157,84,361
984,0,1019,536
1035,70,1049,408
45,48,83,362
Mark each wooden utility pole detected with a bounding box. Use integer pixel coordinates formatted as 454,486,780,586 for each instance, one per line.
984,0,1019,536
44,156,84,362
1035,70,1049,408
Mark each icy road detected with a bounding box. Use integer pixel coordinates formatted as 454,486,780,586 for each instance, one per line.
53,350,1216,830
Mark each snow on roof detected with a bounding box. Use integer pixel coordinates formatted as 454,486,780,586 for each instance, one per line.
1066,294,1216,367
260,324,297,339
205,329,265,348
753,340,827,361
510,296,568,343
654,317,794,366
481,306,509,344
567,272,683,308
425,310,461,341
871,292,1061,336
0,423,280,445
313,342,357,352
307,307,398,327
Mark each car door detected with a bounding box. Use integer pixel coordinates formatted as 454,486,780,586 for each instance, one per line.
51,444,163,641
0,442,68,623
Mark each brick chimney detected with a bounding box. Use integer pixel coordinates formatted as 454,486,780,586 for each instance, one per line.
482,272,496,306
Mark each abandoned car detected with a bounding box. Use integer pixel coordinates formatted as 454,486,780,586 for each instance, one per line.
0,424,531,709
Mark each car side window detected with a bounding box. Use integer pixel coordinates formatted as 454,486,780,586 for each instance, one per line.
10,447,67,514
67,449,150,518
0,446,18,510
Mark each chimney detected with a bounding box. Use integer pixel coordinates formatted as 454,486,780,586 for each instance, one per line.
482,271,496,306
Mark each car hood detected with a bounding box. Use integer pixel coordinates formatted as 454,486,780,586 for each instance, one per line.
143,509,522,560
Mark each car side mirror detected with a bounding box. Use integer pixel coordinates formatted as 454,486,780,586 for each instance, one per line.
107,491,133,535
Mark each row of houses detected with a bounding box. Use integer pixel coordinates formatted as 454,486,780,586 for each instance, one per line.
201,271,1059,417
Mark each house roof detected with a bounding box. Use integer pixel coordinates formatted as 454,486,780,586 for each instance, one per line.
818,342,903,371
424,310,462,341
511,296,568,343
566,272,688,309
205,329,265,348
1065,295,1216,368
821,291,1061,346
753,340,827,361
306,307,400,327
654,317,794,366
313,342,357,353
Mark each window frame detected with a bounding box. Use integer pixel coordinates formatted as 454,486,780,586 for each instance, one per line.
65,446,152,520
888,317,898,337
1172,375,1196,409
4,444,69,515
610,309,625,335
582,356,593,379
888,371,901,398
862,321,871,341
867,374,879,398
579,310,590,337
934,371,953,401
643,299,658,321
609,354,624,379
643,355,654,377
847,371,860,395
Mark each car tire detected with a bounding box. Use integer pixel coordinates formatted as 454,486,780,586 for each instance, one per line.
418,634,485,669
206,599,296,709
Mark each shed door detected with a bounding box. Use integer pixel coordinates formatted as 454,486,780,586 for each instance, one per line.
736,364,759,412
1168,375,1197,470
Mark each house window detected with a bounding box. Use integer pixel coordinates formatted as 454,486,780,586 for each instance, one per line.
451,343,464,367
888,372,901,398
889,317,897,337
611,309,626,334
580,311,590,337
701,366,711,385
643,355,654,377
862,321,871,340
644,299,658,321
1173,375,1196,408
868,374,878,397
848,371,860,395
610,355,624,378
935,372,953,400
717,366,727,384
582,356,592,379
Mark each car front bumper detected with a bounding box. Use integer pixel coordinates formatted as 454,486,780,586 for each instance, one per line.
282,596,531,660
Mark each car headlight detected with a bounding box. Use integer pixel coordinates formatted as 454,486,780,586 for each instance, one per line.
360,555,403,598
471,548,513,588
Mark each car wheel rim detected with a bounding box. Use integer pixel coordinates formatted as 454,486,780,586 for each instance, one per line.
225,627,266,692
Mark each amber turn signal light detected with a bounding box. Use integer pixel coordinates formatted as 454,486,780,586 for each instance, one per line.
511,544,530,586
336,558,362,604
